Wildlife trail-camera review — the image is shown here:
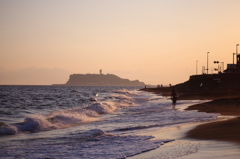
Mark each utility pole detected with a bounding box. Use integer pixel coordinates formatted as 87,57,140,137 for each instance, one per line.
233,53,235,66
237,44,239,67
207,52,210,74
196,60,198,75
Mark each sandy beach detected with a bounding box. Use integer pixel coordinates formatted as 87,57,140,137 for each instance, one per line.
129,89,240,158
185,98,240,144
129,119,240,159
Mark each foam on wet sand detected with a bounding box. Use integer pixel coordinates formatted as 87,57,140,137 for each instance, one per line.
128,97,240,159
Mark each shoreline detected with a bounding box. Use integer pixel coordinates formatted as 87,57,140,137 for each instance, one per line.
128,116,240,159
142,88,240,144
129,89,240,158
185,98,240,144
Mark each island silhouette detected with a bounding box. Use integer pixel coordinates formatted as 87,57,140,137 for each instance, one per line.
53,73,145,86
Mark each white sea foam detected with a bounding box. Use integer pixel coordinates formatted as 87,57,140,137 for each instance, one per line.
1,115,54,134
107,94,138,109
0,101,120,135
114,89,134,94
0,124,18,135
0,129,174,159
84,102,116,114
20,107,100,131
1,89,216,136
21,115,56,131
0,86,223,159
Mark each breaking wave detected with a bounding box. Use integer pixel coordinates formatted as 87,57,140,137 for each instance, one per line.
0,97,135,135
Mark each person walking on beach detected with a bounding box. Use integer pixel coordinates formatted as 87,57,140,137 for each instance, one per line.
171,89,177,108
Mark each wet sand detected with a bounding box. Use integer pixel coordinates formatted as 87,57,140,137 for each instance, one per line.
128,109,240,159
185,98,240,144
129,89,240,158
187,118,240,144
129,120,240,159
143,88,240,144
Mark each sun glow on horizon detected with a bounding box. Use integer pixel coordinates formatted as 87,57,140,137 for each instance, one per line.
0,0,240,85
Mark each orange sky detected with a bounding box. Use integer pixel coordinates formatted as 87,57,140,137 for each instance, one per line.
1,0,240,85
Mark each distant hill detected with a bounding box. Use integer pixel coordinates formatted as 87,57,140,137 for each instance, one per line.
62,74,145,86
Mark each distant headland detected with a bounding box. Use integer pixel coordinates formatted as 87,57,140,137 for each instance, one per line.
53,71,145,86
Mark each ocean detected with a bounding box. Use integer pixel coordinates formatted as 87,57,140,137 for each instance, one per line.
0,86,218,159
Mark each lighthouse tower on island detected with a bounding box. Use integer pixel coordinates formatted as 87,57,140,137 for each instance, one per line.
100,69,102,75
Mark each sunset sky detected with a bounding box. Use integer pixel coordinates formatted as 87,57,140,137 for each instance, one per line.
1,0,240,85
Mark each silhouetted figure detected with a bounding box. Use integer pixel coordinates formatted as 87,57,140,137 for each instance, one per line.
169,84,172,87
171,89,177,108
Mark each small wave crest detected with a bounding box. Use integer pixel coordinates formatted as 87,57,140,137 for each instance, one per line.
0,122,18,135
84,102,116,114
71,90,81,93
0,88,141,136
106,94,137,109
22,115,56,131
0,101,117,135
72,129,106,140
114,89,138,95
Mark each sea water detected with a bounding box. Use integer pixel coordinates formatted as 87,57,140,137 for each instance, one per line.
0,86,218,158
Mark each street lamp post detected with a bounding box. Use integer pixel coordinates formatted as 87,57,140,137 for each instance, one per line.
207,52,210,74
196,60,198,75
237,44,239,54
233,53,235,66
237,44,239,67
